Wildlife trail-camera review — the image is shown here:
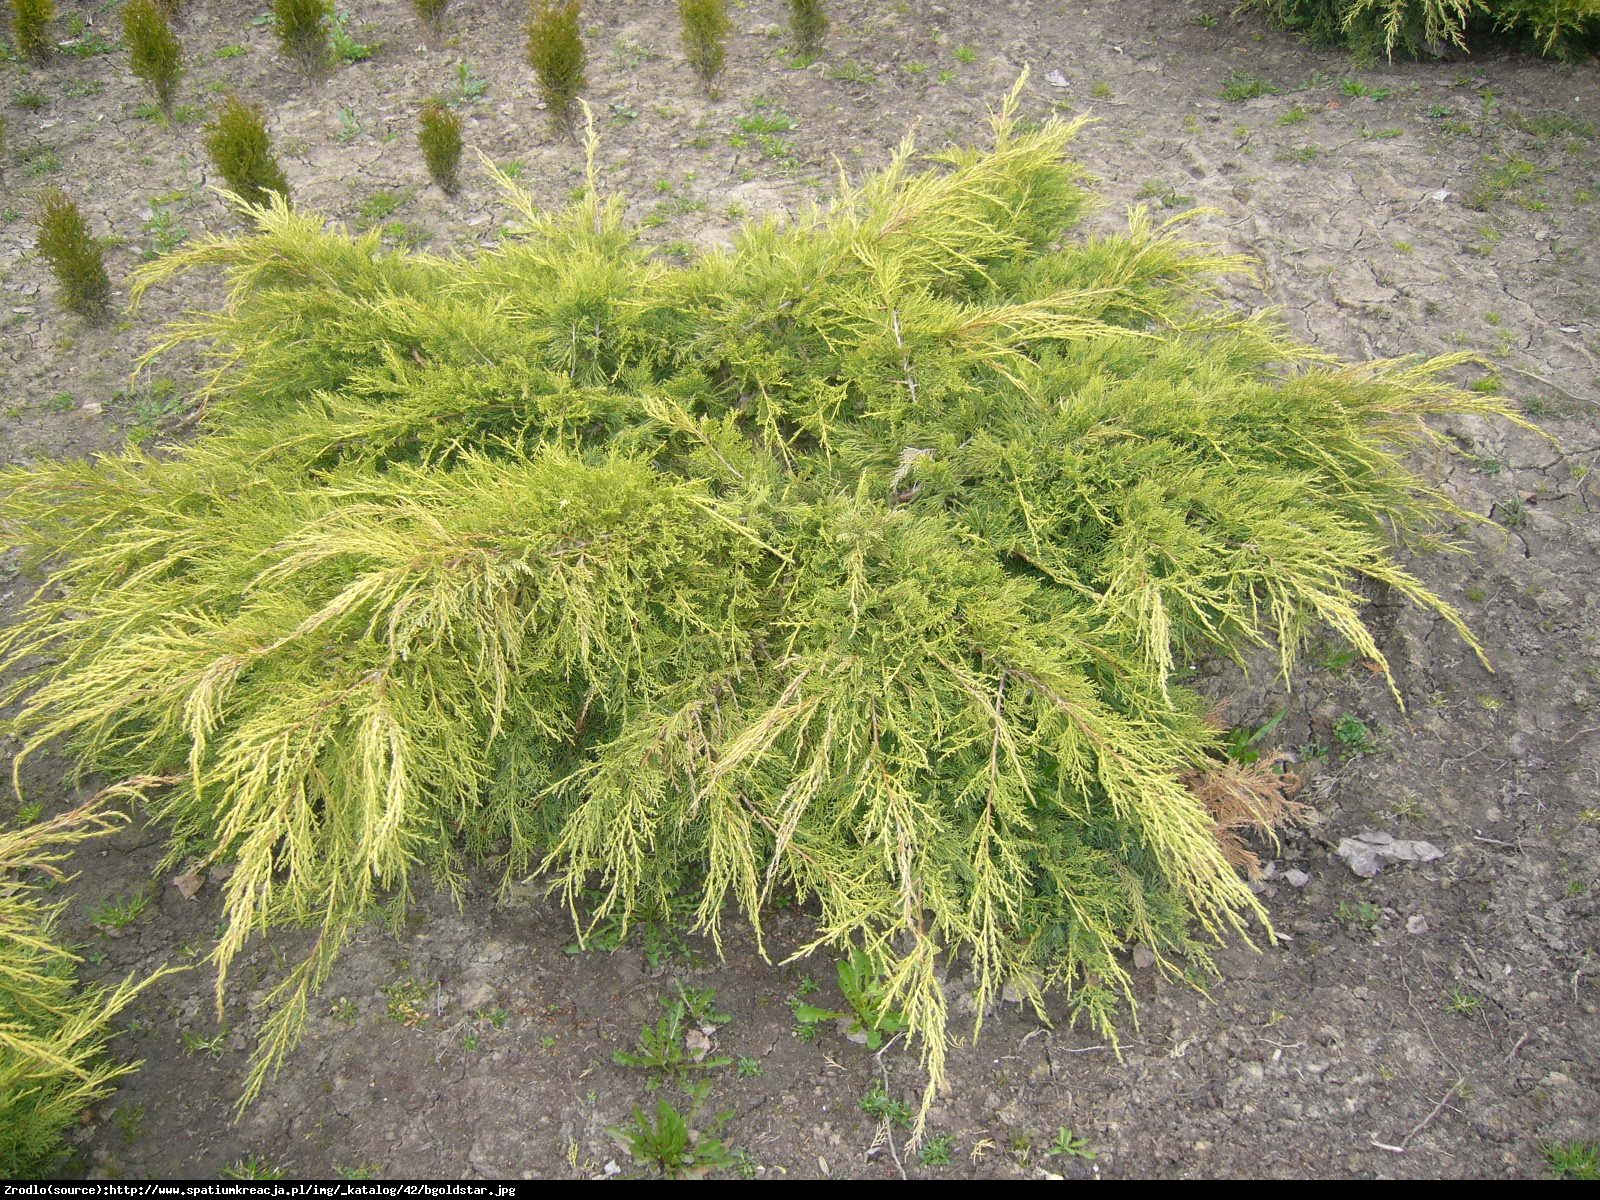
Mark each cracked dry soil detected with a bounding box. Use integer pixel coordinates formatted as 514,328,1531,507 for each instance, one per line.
1,0,1597,1180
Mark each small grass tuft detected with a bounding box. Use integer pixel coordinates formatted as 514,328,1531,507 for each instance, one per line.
1220,71,1277,101
1543,1140,1600,1181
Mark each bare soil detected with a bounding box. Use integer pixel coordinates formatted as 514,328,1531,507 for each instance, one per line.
2,0,1597,1180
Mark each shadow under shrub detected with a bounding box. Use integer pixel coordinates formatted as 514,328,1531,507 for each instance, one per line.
0,88,1514,1126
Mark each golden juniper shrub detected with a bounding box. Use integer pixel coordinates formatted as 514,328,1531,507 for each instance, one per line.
418,98,462,192
679,0,731,89
273,0,328,73
1245,0,1599,58
35,190,111,320
525,0,585,133
788,0,827,59
410,0,449,47
123,0,185,117
1,85,1517,1128
0,793,174,1179
204,95,290,207
10,0,56,62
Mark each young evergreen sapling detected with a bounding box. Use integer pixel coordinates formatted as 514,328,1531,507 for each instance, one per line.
525,0,585,134
0,795,174,1179
35,190,111,320
10,0,56,62
418,98,462,193
788,0,826,60
273,0,328,74
679,0,731,92
204,95,290,206
123,0,185,118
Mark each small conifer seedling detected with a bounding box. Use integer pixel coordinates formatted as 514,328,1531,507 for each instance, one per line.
204,95,290,207
273,0,328,74
679,0,730,92
123,0,185,118
35,190,111,320
418,98,462,192
525,0,585,135
410,0,449,47
788,0,826,60
10,0,56,62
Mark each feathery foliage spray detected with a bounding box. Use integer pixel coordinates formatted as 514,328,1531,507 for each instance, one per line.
0,794,175,1178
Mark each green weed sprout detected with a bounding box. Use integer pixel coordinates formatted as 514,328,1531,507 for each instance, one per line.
204,95,290,206
35,190,111,320
410,0,449,48
679,0,730,93
418,98,462,193
525,0,585,134
788,0,826,60
273,0,328,74
123,0,185,119
616,1098,735,1178
10,0,55,62
0,83,1517,1132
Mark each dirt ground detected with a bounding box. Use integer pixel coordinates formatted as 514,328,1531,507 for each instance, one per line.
2,0,1598,1180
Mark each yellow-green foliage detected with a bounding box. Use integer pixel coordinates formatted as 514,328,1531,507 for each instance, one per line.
418,99,462,193
788,0,827,59
123,0,185,117
680,0,731,88
525,0,585,133
35,190,111,321
1,794,172,1178
1246,0,1599,58
273,0,328,73
0,89,1513,1126
10,0,55,62
204,95,290,207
